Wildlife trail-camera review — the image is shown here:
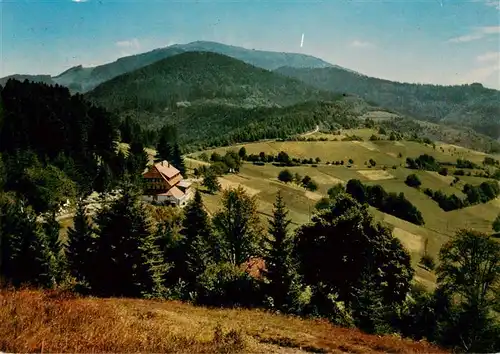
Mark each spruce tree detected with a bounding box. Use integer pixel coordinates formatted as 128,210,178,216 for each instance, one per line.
171,143,186,175
263,191,297,310
155,134,173,162
0,197,55,287
43,212,65,282
213,186,263,266
179,190,213,288
127,141,149,177
66,201,96,285
92,186,166,297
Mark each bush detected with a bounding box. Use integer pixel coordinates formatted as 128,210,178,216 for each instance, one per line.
405,174,421,188
369,159,376,167
419,254,436,270
438,168,448,176
278,169,293,183
195,263,263,307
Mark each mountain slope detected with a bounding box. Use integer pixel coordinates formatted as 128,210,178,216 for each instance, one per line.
169,40,335,70
1,289,446,353
2,41,336,93
275,66,500,138
51,47,187,92
85,51,338,112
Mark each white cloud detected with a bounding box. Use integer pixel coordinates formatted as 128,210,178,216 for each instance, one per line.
458,62,500,87
72,0,88,2
449,25,500,43
484,0,500,10
472,0,500,10
350,40,375,48
115,38,141,49
448,34,484,43
477,51,500,63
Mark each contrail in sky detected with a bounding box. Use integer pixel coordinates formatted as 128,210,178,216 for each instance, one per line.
300,33,304,48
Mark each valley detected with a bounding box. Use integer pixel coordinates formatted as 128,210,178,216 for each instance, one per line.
1,29,500,352
182,127,500,287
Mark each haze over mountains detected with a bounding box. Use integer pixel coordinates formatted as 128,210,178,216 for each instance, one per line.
1,40,499,139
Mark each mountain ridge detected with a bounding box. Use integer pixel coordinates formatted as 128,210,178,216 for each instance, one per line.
275,66,500,138
1,41,338,93
84,50,339,112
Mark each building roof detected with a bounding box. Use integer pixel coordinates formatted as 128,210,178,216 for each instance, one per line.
158,186,185,200
155,161,180,179
177,180,192,188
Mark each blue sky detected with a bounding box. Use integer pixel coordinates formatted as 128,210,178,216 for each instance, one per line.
1,0,499,88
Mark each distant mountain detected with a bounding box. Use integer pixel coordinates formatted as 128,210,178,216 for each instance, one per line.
275,66,500,138
169,41,335,70
1,41,337,93
85,51,338,112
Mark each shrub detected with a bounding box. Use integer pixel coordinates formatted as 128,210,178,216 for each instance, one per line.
438,168,448,176
369,159,376,167
419,254,436,270
278,169,293,183
405,174,421,188
196,262,263,307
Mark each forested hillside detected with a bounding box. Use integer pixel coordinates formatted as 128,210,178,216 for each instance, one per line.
1,41,335,94
85,51,337,112
2,79,500,354
276,66,500,138
119,99,361,150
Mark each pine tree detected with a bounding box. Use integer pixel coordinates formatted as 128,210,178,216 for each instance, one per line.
0,197,55,287
155,133,173,162
66,201,96,285
92,186,167,297
171,143,186,176
44,212,65,282
127,141,148,174
263,191,297,310
179,190,213,288
213,186,263,266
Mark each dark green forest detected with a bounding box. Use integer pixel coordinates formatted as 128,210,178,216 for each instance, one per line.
85,51,337,112
276,66,500,138
1,76,500,353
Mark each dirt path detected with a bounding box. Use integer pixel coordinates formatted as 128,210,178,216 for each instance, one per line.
300,125,319,137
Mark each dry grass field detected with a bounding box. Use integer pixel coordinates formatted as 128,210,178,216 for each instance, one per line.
0,289,447,354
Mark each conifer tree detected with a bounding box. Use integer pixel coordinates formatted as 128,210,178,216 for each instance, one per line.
92,186,166,297
128,140,148,169
155,133,173,162
0,197,55,287
213,186,263,266
179,190,213,287
44,212,65,282
263,191,298,310
66,201,96,284
171,143,186,176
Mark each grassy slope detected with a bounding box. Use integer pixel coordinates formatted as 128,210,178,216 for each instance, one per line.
0,289,446,353
187,129,500,286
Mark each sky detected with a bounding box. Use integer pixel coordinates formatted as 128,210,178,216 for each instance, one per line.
1,0,499,89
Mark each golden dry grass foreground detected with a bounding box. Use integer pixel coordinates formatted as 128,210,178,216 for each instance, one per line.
0,289,447,354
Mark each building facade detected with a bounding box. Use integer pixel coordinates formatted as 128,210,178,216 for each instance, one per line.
142,160,192,206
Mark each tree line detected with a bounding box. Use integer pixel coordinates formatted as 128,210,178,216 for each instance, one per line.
2,181,500,352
